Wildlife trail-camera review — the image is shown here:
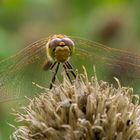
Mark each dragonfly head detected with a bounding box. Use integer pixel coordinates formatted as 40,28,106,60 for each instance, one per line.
46,34,75,63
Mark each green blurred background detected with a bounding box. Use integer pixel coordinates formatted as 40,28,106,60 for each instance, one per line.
1,0,140,139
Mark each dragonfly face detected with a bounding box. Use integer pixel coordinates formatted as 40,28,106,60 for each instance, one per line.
0,34,140,102
46,34,75,63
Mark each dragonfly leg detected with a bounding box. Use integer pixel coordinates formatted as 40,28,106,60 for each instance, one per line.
50,62,60,89
63,64,72,84
65,61,76,78
50,61,57,70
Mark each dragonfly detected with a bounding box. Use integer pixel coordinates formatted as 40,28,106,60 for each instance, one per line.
0,34,140,102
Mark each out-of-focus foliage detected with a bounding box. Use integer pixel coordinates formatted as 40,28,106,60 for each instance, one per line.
0,0,140,139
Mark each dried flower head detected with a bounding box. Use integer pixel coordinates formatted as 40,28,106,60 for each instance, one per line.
11,68,140,140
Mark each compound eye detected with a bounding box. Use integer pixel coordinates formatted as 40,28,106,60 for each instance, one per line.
62,38,75,47
48,38,61,49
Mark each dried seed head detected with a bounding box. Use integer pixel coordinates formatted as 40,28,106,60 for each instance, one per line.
11,68,140,140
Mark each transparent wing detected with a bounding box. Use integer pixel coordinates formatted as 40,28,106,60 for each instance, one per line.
2,35,140,102
71,36,140,82
0,37,50,102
